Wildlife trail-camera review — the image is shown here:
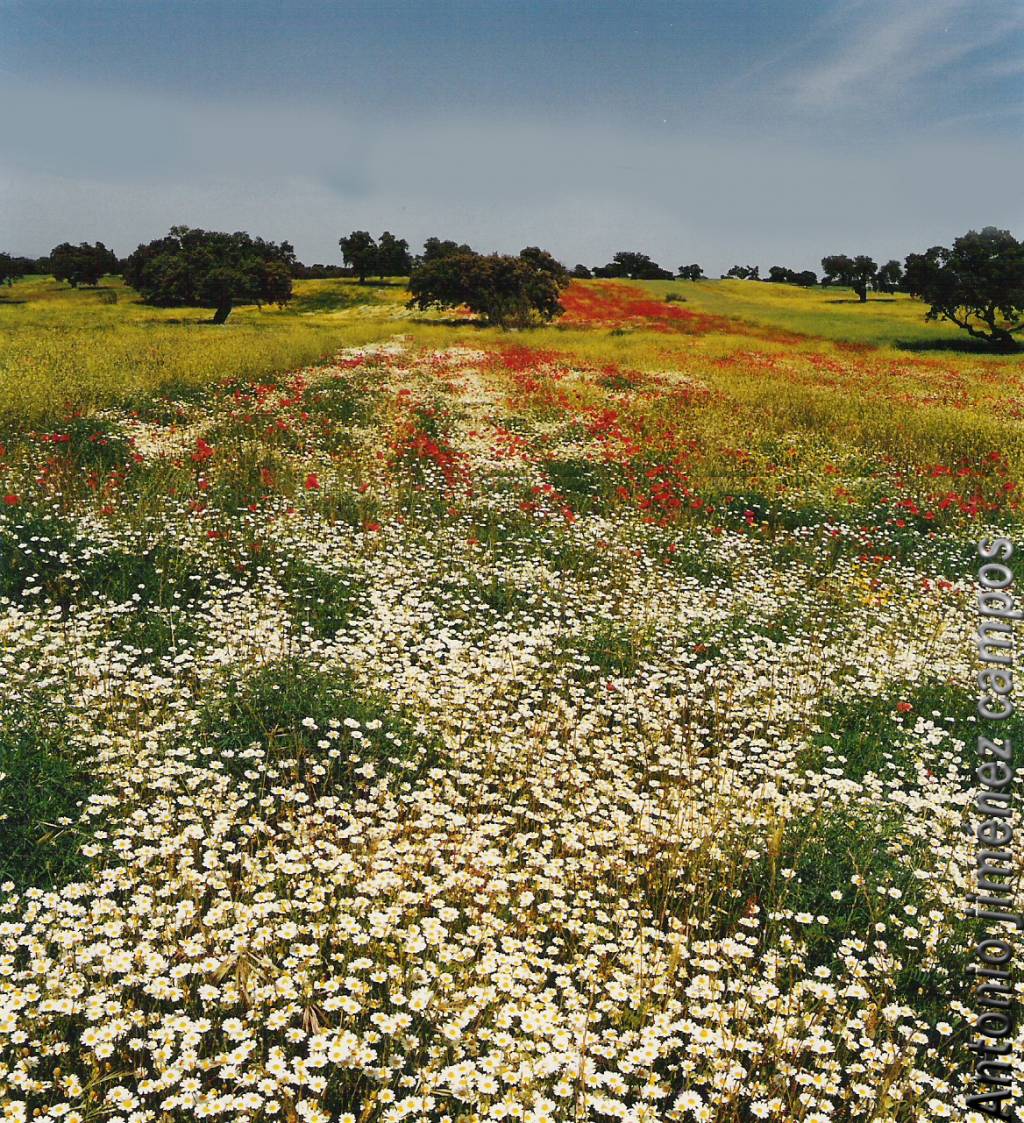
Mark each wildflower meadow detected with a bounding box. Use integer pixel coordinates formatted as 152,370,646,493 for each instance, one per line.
1,275,1022,1123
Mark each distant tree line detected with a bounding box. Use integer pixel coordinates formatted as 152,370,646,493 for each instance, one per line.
3,224,1023,345
292,262,349,280
0,244,122,287
566,252,706,281
0,254,42,285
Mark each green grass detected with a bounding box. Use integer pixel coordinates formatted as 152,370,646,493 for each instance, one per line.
4,272,1024,514
82,540,209,660
5,273,1019,434
278,557,368,638
543,457,609,504
645,798,970,1036
0,506,82,605
565,622,653,681
0,706,96,891
197,661,441,796
805,681,978,782
0,276,404,423
435,571,536,625
635,277,1005,351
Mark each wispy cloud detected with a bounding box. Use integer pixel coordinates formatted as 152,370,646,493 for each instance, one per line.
983,54,1024,79
782,0,1023,109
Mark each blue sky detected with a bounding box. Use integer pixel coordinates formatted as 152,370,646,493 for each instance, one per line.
2,0,1023,273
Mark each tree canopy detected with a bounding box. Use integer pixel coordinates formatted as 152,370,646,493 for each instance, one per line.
903,227,1024,349
338,231,378,284
821,254,877,302
376,232,412,278
338,231,414,282
123,226,295,323
421,237,475,264
407,248,569,327
766,266,817,287
677,264,705,281
724,265,759,280
594,252,673,280
49,242,118,287
874,260,903,294
518,246,569,284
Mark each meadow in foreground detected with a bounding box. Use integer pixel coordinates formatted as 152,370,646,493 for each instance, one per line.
1,277,1023,1122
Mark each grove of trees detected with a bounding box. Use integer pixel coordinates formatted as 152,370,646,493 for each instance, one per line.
123,226,295,323
292,263,348,279
50,242,118,287
407,246,570,327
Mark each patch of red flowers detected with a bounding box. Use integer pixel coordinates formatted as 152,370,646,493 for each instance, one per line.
559,281,751,336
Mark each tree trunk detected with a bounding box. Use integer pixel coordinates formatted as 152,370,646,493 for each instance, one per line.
980,307,1018,350
212,300,232,324
857,285,867,303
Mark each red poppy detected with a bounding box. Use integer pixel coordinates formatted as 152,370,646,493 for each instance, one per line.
3,494,19,506
305,474,320,490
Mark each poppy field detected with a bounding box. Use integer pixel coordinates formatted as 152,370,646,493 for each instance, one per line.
1,276,1023,1122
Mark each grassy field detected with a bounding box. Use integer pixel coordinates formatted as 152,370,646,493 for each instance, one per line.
0,277,410,422
641,277,989,350
1,274,1022,1121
